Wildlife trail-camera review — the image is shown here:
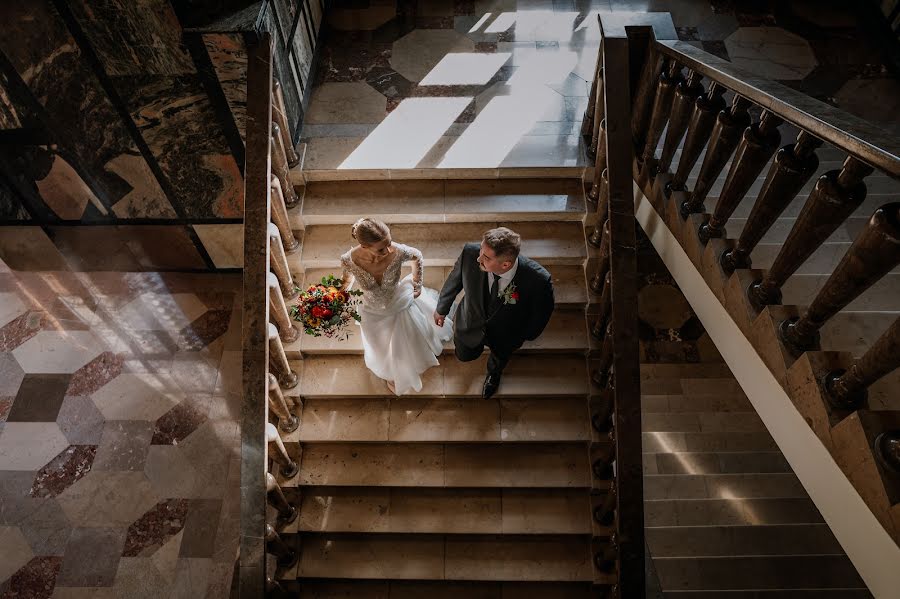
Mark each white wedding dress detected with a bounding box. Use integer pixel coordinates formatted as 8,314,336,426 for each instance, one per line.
340,243,453,395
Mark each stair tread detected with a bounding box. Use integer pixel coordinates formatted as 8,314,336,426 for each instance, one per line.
288,354,590,398
293,222,587,268
293,534,598,582
644,472,806,500
643,451,791,475
641,394,753,413
642,411,766,433
290,442,592,488
291,397,589,443
295,580,597,599
646,523,842,557
642,431,778,453
645,497,825,527
289,488,592,535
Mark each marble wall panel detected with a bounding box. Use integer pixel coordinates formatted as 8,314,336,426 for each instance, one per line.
114,75,243,218
203,34,248,145
67,0,195,76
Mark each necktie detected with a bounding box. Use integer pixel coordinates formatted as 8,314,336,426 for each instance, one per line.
489,273,499,302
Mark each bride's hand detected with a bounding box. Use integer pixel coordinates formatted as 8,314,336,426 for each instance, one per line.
413,288,422,298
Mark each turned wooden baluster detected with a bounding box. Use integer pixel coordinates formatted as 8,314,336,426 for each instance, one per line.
780,203,900,355
269,223,296,298
266,471,298,523
594,480,616,525
268,373,300,432
875,430,900,474
589,168,609,220
595,533,618,573
658,70,703,174
680,94,753,218
639,59,683,177
631,51,664,151
270,175,300,253
593,430,616,479
272,80,300,167
749,156,875,311
698,111,784,244
268,323,299,389
825,317,900,409
271,126,299,208
721,131,823,273
592,323,614,388
589,68,606,158
591,273,612,337
265,523,298,567
592,391,614,433
581,53,601,139
589,220,611,292
266,422,299,478
666,82,727,195
588,119,608,201
268,272,300,343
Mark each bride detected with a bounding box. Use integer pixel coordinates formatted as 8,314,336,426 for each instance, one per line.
339,218,453,395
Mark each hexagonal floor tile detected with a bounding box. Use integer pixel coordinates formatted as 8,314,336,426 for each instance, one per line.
114,293,208,332
390,29,475,82
0,422,71,471
0,352,25,396
0,526,34,583
305,82,388,125
834,78,900,132
12,330,105,374
56,470,159,527
91,373,183,421
0,292,27,328
724,27,817,80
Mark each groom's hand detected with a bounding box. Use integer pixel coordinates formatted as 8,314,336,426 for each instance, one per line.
433,311,445,327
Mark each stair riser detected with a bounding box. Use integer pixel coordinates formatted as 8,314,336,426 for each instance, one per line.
644,474,806,500
642,412,766,433
642,432,778,453
645,498,825,527
646,524,842,557
643,452,791,475
653,555,865,590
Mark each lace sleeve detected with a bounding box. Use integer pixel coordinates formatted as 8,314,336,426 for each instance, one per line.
339,252,355,291
401,244,424,292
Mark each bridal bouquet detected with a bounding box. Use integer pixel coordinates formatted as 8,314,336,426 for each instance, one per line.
290,275,363,339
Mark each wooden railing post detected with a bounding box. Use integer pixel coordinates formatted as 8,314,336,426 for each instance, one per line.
667,82,727,195
268,223,297,298
825,317,900,409
639,58,683,178
266,471,298,524
658,70,703,173
780,203,900,355
268,273,300,343
699,110,784,243
268,323,299,389
266,422,299,478
749,156,875,311
268,373,300,432
272,79,300,167
721,131,823,273
269,175,300,253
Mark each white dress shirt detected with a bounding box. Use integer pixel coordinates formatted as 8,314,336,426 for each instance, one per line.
489,258,519,297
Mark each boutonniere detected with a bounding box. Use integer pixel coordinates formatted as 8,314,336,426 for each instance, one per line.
501,283,520,305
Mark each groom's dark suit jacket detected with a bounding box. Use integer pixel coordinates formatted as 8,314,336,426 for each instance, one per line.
436,243,554,354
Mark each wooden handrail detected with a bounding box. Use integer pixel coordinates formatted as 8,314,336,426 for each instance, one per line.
655,40,900,179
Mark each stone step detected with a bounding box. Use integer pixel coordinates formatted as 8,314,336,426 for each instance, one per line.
640,362,734,380
293,534,596,582
646,523,842,557
640,377,746,396
291,222,587,270
288,488,591,535
662,590,872,598
641,394,753,413
653,555,865,591
643,452,791,475
642,412,766,433
287,354,589,398
750,241,900,276
295,580,596,598
290,308,589,356
292,397,589,443
642,431,778,453
644,473,806,500
290,442,591,488
298,179,587,224
780,275,900,312
294,264,589,308
645,498,824,527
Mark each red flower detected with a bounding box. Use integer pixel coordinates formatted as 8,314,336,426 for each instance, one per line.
311,306,326,318
511,292,520,300
322,308,333,318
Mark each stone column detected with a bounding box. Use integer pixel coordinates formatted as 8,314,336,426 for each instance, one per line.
268,272,299,343
269,223,296,299
266,422,299,478
272,79,300,167
269,175,300,253
271,126,299,208
265,523,298,568
268,323,299,389
268,373,300,433
266,471,298,524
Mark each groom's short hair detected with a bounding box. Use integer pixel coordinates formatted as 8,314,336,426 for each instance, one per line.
483,227,521,261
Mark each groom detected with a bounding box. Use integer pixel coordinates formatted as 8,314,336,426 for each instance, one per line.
434,227,554,399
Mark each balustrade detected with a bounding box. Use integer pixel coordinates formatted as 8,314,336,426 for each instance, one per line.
591,274,613,341
268,323,299,389
270,176,300,253
639,59,683,177
592,324,614,388
749,156,875,311
825,317,900,409
272,80,300,167
271,124,299,208
721,131,823,273
268,223,296,298
667,82,727,195
268,373,300,432
266,471,298,524
594,533,618,573
698,110,784,243
594,480,617,525
268,272,300,343
265,523,298,568
589,220,612,290
582,60,601,138
588,120,608,201
590,68,606,158
658,70,703,174
266,422,299,478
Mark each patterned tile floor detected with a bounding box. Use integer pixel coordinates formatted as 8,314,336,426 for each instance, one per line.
300,0,899,171
0,267,241,598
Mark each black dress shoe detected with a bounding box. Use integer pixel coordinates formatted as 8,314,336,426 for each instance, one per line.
482,373,500,399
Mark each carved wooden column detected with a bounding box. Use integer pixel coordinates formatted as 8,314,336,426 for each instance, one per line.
699,111,784,243
589,220,612,291
639,59,683,176
272,80,300,167
658,70,703,174
588,119,608,201
667,82,727,195
589,68,606,158
721,131,823,273
268,373,300,432
268,272,300,343
680,94,752,218
270,175,300,253
780,203,900,355
592,323,614,388
266,422,299,478
266,471,298,524
749,156,875,311
271,127,299,208
268,323,299,389
875,430,900,473
265,523,298,568
825,317,900,409
269,223,296,299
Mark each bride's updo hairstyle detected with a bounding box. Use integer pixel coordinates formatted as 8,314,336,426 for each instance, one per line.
351,217,390,245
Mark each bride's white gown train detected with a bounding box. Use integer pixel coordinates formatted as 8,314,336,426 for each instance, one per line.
340,243,453,396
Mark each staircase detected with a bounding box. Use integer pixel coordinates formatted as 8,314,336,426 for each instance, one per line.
273,177,609,595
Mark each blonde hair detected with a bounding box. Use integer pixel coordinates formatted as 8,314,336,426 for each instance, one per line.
351,218,390,245
483,227,521,260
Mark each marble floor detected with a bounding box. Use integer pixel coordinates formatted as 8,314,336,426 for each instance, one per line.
300,0,899,172
0,266,241,598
